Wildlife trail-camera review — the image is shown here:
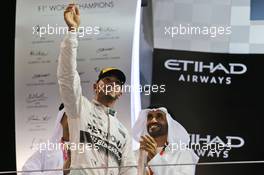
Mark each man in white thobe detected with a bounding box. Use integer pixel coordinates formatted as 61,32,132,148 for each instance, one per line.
22,104,70,175
133,106,199,175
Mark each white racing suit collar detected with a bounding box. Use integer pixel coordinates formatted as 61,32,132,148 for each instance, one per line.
92,99,117,117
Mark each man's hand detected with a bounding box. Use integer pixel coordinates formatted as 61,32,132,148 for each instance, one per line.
63,150,71,175
64,4,80,31
140,135,158,162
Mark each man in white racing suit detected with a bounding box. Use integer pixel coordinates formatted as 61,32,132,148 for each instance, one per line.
57,4,136,175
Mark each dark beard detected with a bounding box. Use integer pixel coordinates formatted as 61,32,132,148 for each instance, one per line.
147,123,168,138
104,94,118,101
99,90,118,101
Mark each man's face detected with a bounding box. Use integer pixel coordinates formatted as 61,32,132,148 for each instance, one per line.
94,76,123,101
147,110,168,138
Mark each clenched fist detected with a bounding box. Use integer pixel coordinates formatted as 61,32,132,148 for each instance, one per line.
64,4,80,31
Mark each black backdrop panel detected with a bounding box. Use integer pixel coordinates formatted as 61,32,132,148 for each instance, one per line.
151,48,264,174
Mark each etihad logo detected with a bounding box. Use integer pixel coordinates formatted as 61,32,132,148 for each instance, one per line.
165,59,247,74
189,134,245,159
164,59,247,85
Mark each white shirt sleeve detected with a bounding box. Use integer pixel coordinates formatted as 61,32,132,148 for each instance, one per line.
57,32,83,119
22,151,43,175
22,148,64,175
149,149,198,175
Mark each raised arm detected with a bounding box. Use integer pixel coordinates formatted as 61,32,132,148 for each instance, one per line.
57,4,82,118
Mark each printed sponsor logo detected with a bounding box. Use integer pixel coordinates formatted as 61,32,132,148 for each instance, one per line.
165,59,247,85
